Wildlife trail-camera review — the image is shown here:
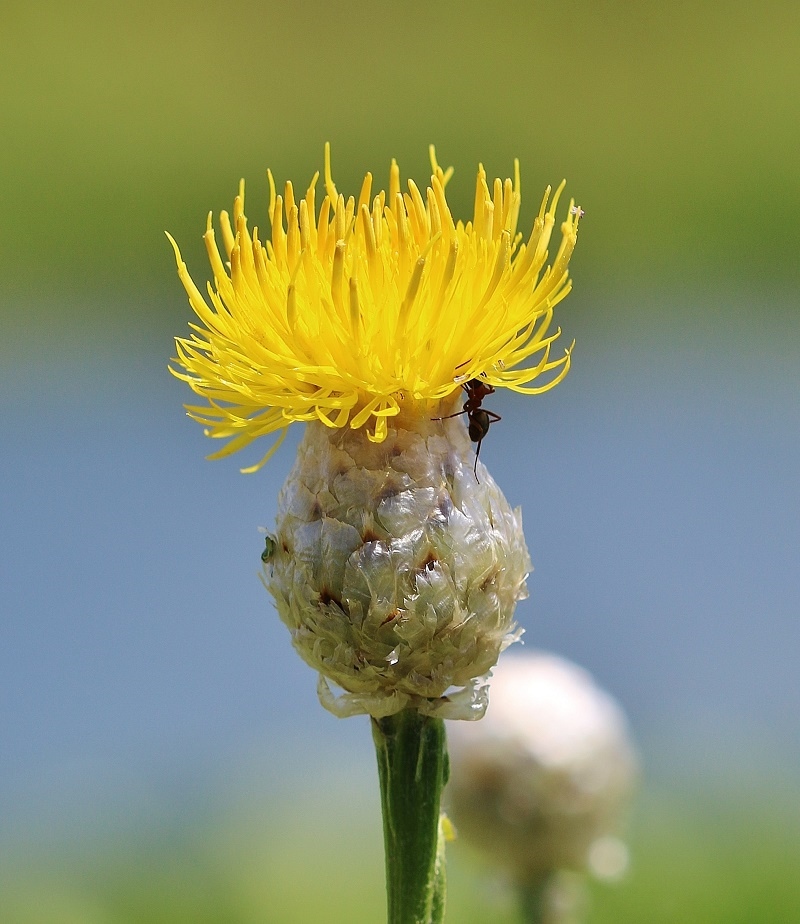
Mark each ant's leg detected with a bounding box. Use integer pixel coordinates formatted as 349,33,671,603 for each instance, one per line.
433,409,467,421
473,437,482,482
484,411,502,423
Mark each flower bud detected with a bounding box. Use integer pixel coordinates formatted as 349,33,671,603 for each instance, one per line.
446,651,638,881
265,413,531,719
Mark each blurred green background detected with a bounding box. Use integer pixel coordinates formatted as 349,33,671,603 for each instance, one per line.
2,1,799,921
2,0,798,312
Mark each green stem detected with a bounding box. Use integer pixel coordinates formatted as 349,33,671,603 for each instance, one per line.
372,709,449,924
518,874,554,924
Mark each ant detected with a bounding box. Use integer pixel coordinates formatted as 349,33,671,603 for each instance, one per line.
435,378,501,480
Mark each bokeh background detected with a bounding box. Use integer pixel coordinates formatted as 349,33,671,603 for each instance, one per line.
2,1,799,920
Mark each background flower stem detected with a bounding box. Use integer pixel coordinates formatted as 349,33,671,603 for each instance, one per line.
372,709,449,924
518,874,556,924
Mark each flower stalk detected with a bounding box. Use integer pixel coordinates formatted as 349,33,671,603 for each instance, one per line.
518,874,556,924
372,709,449,924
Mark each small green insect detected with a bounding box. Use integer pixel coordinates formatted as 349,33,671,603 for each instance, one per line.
261,534,277,564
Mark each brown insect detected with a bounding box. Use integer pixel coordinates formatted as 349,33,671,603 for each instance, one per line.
435,378,501,480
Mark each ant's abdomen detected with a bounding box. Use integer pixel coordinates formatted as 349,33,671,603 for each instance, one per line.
468,410,491,443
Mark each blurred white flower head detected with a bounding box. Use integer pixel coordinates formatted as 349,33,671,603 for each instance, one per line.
446,651,638,883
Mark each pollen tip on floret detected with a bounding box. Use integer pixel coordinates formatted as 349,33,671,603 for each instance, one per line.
323,141,338,204
548,179,567,218
165,231,182,265
429,144,438,173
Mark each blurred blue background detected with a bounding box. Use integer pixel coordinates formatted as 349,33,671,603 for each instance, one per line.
1,1,799,920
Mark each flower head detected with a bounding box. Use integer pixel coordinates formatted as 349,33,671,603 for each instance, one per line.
446,651,638,881
170,145,580,471
170,148,582,719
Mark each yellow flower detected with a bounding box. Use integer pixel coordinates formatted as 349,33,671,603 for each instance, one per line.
169,145,580,472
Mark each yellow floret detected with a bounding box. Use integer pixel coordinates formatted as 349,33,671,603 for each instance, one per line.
170,144,580,471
